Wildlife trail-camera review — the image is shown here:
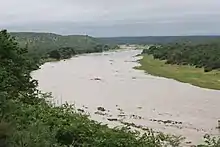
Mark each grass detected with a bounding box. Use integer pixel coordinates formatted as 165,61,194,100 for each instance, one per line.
135,55,220,90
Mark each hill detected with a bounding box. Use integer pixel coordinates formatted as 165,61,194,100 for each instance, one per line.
98,36,220,45
10,32,100,56
9,32,115,64
11,32,98,48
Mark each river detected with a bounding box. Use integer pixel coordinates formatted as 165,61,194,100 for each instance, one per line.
31,49,220,145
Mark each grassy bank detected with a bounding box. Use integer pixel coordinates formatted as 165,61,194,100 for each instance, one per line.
135,55,220,90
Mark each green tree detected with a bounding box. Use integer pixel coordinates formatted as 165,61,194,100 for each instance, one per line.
0,30,37,99
145,43,220,72
48,50,61,60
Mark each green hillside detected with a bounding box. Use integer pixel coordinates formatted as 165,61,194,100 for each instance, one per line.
11,32,98,48
9,32,114,65
11,32,99,55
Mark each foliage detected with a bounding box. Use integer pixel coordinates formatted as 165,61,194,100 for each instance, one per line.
142,43,220,72
135,55,220,90
48,50,61,60
47,44,109,60
197,134,220,147
5,99,182,147
0,30,37,99
10,32,111,61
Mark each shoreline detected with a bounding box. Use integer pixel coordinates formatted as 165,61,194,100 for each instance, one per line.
39,48,126,65
134,55,220,90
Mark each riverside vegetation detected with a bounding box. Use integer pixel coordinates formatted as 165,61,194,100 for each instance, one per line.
137,44,220,90
0,30,219,147
11,32,119,63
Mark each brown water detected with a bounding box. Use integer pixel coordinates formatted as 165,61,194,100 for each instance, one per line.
32,49,220,145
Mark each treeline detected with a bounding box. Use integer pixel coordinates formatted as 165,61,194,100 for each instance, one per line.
142,43,220,72
11,32,119,62
48,44,110,60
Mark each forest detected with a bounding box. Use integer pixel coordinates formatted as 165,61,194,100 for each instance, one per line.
142,43,220,72
48,44,111,60
11,32,118,62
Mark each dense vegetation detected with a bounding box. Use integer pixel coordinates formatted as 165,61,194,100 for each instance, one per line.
142,43,220,72
11,32,118,61
99,36,220,45
1,30,219,146
135,54,220,90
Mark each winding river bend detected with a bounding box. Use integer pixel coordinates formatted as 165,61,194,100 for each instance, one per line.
32,49,220,144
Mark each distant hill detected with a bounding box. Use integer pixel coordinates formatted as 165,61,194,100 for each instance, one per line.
11,32,98,48
10,32,100,57
98,36,220,45
11,32,220,54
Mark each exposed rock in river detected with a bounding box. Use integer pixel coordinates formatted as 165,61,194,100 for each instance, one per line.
97,106,106,112
107,118,118,122
150,119,183,125
91,77,102,81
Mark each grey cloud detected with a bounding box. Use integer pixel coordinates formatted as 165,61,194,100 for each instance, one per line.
1,0,220,36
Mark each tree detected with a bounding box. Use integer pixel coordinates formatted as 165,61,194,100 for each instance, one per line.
94,44,103,52
48,50,61,60
0,30,37,99
145,42,220,72
103,44,109,51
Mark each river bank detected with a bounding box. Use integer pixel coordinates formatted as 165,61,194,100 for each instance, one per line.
135,55,220,90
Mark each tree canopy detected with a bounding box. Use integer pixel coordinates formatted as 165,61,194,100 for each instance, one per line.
10,32,112,61
142,43,220,72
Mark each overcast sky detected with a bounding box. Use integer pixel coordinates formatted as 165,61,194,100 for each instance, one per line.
1,0,220,37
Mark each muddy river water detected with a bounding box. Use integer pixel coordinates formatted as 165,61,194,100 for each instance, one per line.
32,49,220,145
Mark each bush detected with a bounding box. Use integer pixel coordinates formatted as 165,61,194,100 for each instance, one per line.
204,67,213,72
